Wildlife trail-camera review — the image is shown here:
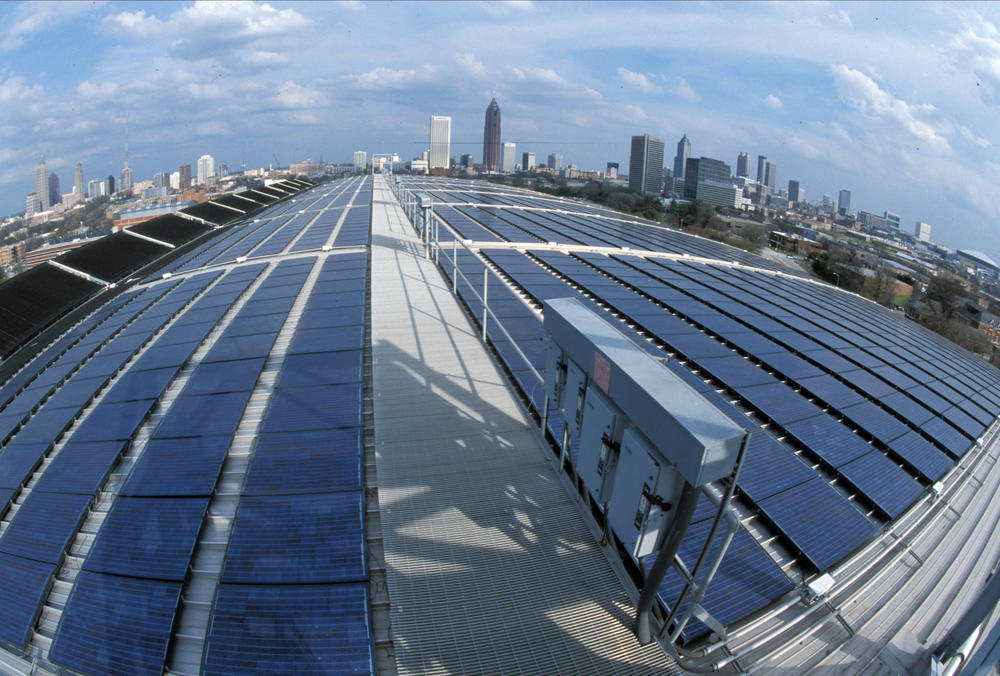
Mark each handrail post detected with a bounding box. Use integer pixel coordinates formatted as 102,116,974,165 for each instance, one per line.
452,238,458,292
482,267,489,340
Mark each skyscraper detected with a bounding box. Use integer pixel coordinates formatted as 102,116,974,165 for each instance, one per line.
736,152,751,178
179,165,192,190
838,189,851,216
501,142,516,172
682,156,732,201
36,160,50,210
429,116,451,170
788,180,800,204
197,155,215,185
107,175,115,195
547,153,563,171
354,151,367,171
482,98,501,172
48,172,60,207
121,118,133,192
673,134,691,179
521,152,535,171
756,155,767,184
606,162,619,179
629,134,665,196
74,163,84,199
25,192,41,217
764,162,776,189
915,221,932,242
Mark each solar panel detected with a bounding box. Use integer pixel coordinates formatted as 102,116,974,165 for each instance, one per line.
839,400,911,446
260,384,362,433
0,491,92,564
203,583,374,675
31,440,128,495
103,366,178,403
276,351,363,389
72,399,156,442
183,358,265,396
130,340,200,372
737,382,823,427
0,443,50,489
737,433,815,502
203,333,278,362
784,414,872,467
243,429,363,495
49,571,182,676
757,477,876,571
794,374,864,409
85,497,209,580
693,355,779,389
0,553,54,648
40,375,107,411
10,406,79,444
153,392,252,440
920,416,972,457
838,451,924,519
222,491,365,584
123,435,232,497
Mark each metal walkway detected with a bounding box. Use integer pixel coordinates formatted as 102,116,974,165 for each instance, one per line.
369,174,671,675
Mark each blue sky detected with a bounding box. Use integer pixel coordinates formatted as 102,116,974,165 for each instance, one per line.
2,1,1000,258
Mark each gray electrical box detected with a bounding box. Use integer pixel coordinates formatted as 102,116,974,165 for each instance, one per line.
577,385,624,503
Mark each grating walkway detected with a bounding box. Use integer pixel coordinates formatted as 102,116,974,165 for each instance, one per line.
370,174,671,675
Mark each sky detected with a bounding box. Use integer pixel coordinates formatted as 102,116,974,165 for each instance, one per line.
2,1,1000,258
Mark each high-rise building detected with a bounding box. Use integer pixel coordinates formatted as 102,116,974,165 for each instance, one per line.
197,154,215,185
354,151,367,171
429,116,451,170
36,160,50,210
88,178,104,199
606,162,619,179
788,180,800,204
120,166,133,193
25,192,41,217
501,143,516,172
48,172,60,207
682,156,733,202
482,98,501,172
153,172,168,189
179,165,192,190
764,162,776,189
74,163,84,199
107,175,116,195
460,154,474,170
548,153,563,171
736,152,751,178
915,221,932,242
673,134,691,179
628,134,665,196
756,155,767,184
522,152,536,171
884,211,901,231
170,171,181,190
838,189,851,216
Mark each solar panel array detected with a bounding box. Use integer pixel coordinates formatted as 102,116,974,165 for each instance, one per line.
403,175,1000,641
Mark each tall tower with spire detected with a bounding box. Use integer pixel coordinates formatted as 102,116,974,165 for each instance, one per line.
120,117,133,193
482,97,501,172
673,133,691,179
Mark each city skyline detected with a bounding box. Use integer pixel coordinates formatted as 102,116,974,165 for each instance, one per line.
1,1,999,259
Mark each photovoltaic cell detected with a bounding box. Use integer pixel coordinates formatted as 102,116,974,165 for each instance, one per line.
123,435,232,496
49,571,182,676
737,382,823,427
0,443,50,489
85,497,209,580
10,406,79,444
784,415,872,467
222,491,365,584
839,400,910,446
260,384,362,433
243,428,363,495
276,351,363,388
183,358,265,396
72,399,155,442
838,451,924,519
203,583,374,675
32,440,128,495
0,553,54,648
153,392,252,440
738,433,815,502
0,491,92,564
887,430,952,481
103,367,178,403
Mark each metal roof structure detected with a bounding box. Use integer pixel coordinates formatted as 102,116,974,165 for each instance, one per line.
0,171,996,674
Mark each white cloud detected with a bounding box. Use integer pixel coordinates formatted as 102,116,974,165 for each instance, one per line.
454,52,486,78
830,64,951,152
0,75,44,104
616,67,662,93
77,81,119,100
476,1,534,16
670,78,700,102
185,83,223,100
958,124,991,148
511,66,601,99
350,65,437,90
624,104,648,122
2,1,98,51
101,9,163,38
273,81,328,108
761,93,784,110
950,13,1000,92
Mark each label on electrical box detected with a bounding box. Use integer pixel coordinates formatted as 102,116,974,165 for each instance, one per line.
593,351,611,394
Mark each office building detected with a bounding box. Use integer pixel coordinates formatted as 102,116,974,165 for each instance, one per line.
354,151,367,172
429,116,451,170
74,163,84,199
606,162,619,179
884,211,901,231
501,143,516,172
87,178,103,199
683,156,736,207
460,154,474,170
482,98,501,172
764,162,776,189
120,166,133,194
35,160,50,210
673,134,691,179
153,172,169,189
170,171,181,190
838,189,851,216
197,154,215,186
756,155,767,184
547,153,563,171
629,134,665,196
48,172,60,208
521,151,536,171
736,152,751,178
788,180,800,204
106,175,115,195
915,221,932,242
25,192,41,217
179,165,192,190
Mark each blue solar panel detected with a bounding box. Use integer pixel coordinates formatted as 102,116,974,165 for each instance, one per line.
203,583,374,675
224,313,288,336
123,436,231,497
757,477,876,571
296,306,365,331
652,525,793,642
839,400,910,446
738,433,815,502
222,491,365,584
784,414,872,467
260,384,362,433
85,497,209,580
920,416,971,457
49,571,182,676
0,553,54,648
887,430,952,481
203,333,277,362
738,382,823,427
243,429,363,495
41,375,107,411
838,451,924,519
756,352,824,380
693,355,779,389
130,340,200,372
32,440,127,495
10,406,79,444
103,366,178,403
154,391,252,439
795,374,864,409
184,358,265,396
0,491,92,563
72,399,155,442
276,351,363,388
0,443,50,489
